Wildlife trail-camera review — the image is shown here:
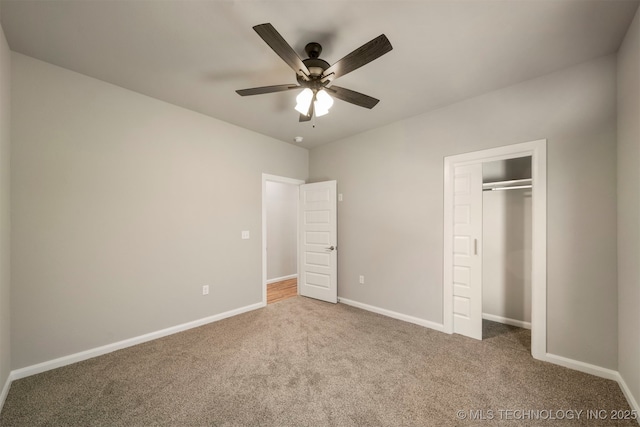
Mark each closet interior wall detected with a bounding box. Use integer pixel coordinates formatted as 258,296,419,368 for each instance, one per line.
482,157,533,329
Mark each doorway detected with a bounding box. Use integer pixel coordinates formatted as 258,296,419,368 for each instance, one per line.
262,175,339,306
262,174,304,306
443,139,547,360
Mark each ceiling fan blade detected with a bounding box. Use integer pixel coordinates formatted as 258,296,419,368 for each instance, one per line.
299,94,316,122
236,84,299,96
321,34,392,81
326,85,380,109
253,23,310,78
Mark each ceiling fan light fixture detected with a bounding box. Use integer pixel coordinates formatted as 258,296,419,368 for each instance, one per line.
314,89,333,117
237,24,392,121
295,88,314,115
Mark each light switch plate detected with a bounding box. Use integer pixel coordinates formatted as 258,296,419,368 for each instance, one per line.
241,230,250,239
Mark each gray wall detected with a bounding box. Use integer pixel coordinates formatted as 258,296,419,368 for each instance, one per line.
0,20,11,395
617,7,640,409
482,189,531,324
10,53,308,369
266,181,298,281
309,55,618,369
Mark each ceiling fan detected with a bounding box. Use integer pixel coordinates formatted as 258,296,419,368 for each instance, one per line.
236,23,393,122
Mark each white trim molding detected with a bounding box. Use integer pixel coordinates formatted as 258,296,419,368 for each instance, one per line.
1,374,11,412
10,302,264,381
3,297,638,421
543,353,639,420
443,139,547,360
616,374,640,417
338,297,446,333
266,274,298,285
543,353,619,381
482,313,531,330
339,297,638,419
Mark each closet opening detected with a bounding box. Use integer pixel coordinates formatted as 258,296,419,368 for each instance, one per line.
443,139,547,360
482,156,532,349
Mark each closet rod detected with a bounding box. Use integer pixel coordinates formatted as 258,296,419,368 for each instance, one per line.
483,184,532,192
482,178,532,192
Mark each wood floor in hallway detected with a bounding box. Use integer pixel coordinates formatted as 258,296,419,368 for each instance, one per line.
267,278,297,304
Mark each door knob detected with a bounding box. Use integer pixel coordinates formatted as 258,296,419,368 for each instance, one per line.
326,246,335,251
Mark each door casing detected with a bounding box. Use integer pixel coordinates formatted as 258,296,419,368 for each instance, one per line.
443,139,547,360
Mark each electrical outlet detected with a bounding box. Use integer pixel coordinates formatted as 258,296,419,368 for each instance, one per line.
359,275,365,284
202,285,209,295
241,230,250,239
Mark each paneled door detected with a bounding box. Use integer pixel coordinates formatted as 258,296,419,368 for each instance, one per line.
299,181,337,303
452,164,483,339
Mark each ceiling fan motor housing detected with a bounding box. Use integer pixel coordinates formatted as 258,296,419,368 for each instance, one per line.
296,41,329,89
298,60,330,90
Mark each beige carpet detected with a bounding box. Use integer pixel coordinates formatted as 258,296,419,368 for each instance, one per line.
0,296,635,426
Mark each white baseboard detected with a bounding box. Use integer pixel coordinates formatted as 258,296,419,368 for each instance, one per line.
543,353,619,381
338,298,638,421
266,274,297,285
338,297,446,333
616,372,640,420
10,301,265,381
3,298,638,425
0,373,11,413
482,313,531,330
543,354,639,424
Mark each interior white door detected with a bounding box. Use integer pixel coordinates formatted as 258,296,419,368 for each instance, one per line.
452,164,483,339
299,181,337,303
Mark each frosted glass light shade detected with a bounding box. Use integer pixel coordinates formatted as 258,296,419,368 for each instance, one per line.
295,88,314,115
314,89,334,117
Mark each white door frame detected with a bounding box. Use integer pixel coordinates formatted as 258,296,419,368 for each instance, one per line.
443,139,547,360
261,174,305,306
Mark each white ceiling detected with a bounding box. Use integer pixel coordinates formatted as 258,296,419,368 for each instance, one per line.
1,0,638,148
